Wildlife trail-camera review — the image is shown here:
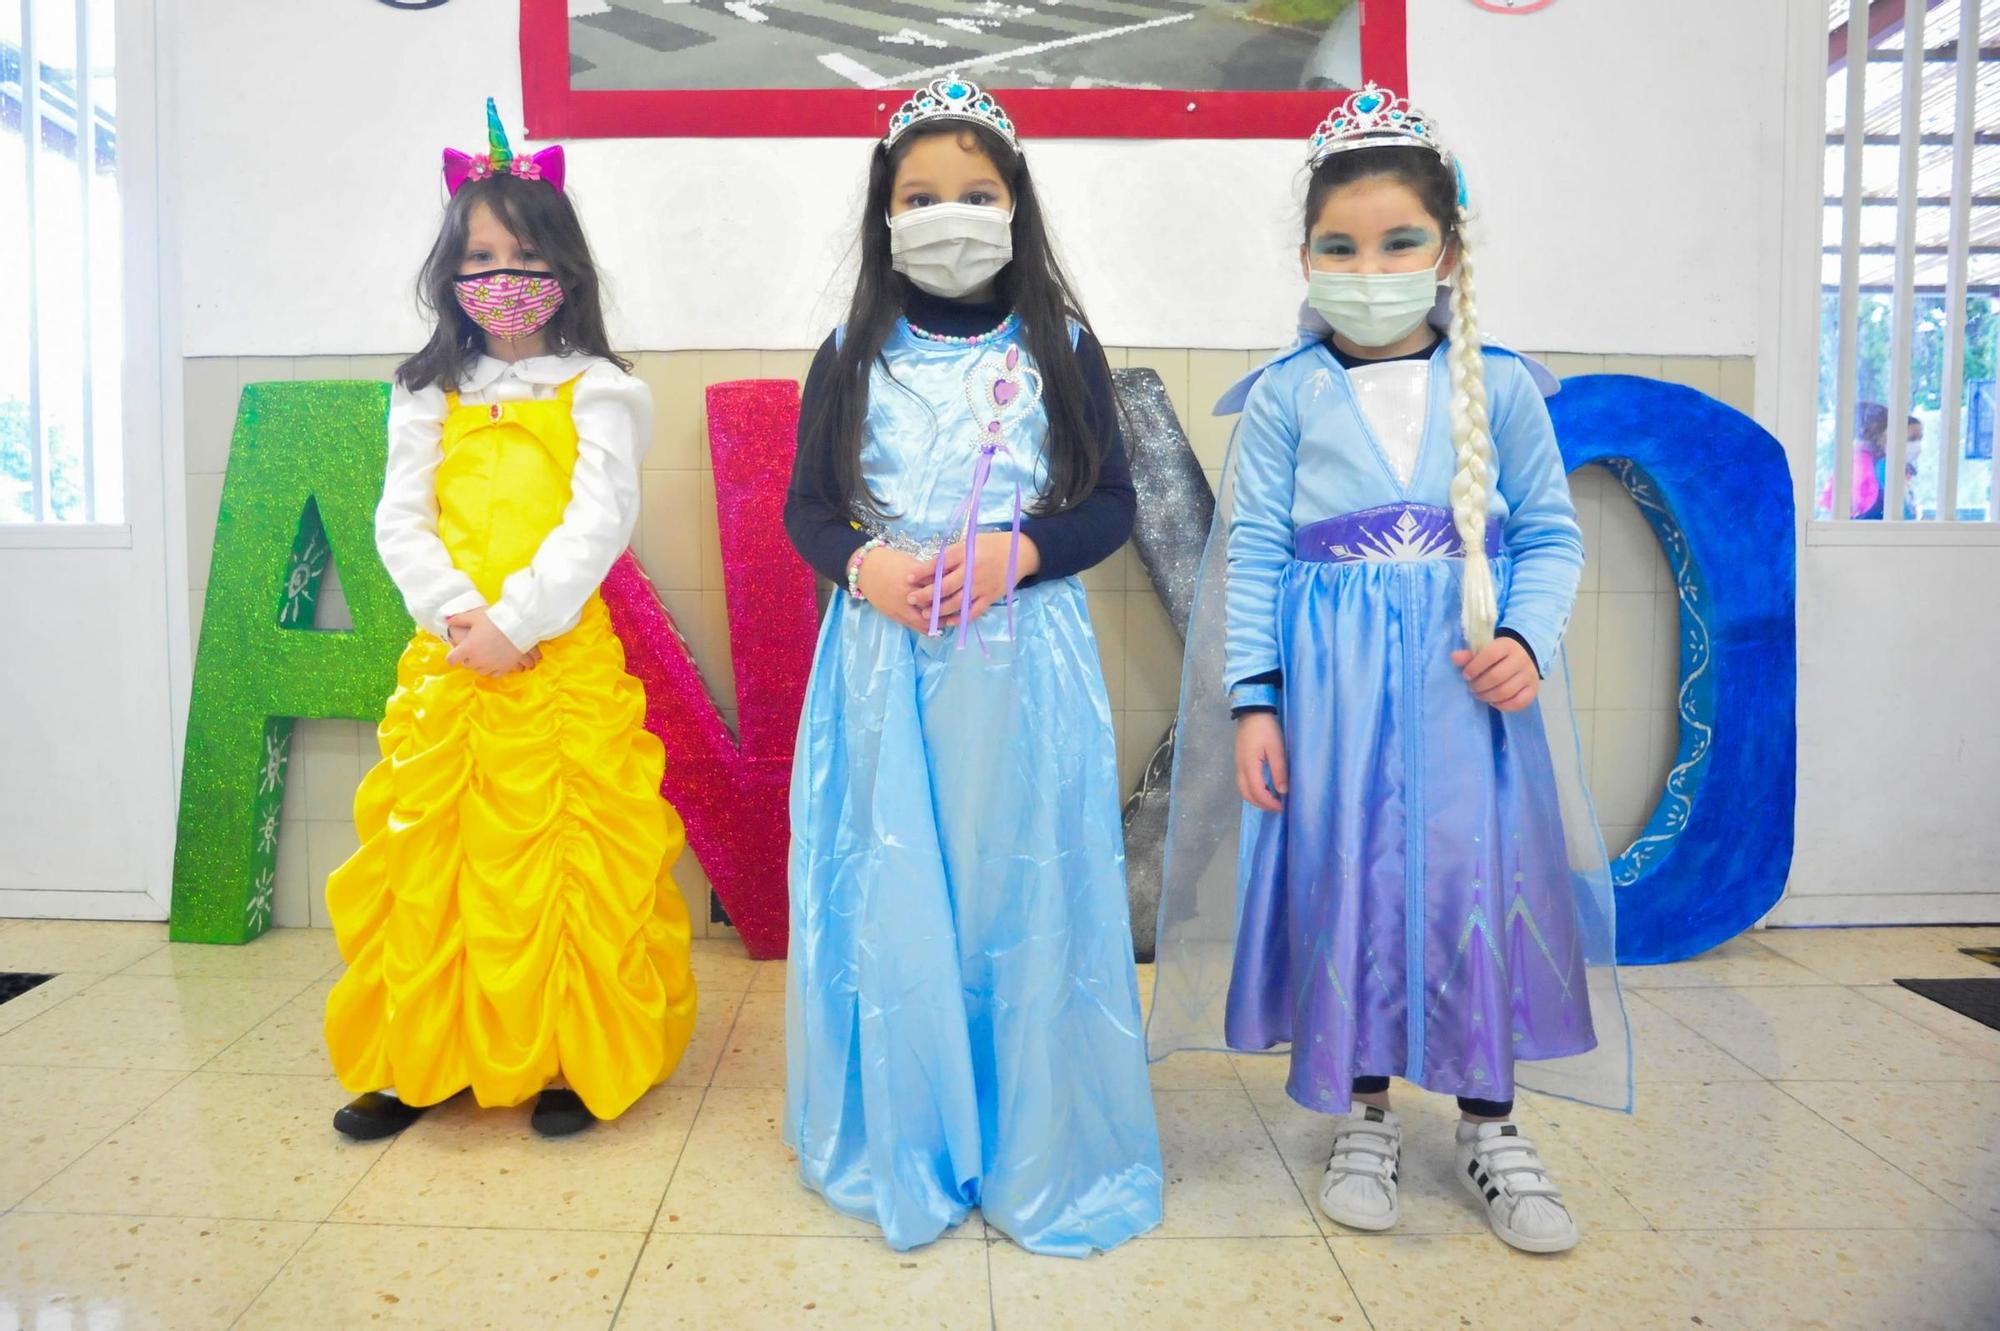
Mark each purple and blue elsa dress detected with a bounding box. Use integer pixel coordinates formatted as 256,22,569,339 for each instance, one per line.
1149,307,1633,1116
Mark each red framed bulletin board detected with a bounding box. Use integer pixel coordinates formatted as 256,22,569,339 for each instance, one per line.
521,0,1407,141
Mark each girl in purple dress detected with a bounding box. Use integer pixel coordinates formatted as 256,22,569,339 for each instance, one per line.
1149,85,1632,1255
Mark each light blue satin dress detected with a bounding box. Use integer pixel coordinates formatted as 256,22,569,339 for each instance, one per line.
783,314,1164,1256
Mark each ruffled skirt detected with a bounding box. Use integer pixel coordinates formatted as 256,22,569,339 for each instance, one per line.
324,596,697,1120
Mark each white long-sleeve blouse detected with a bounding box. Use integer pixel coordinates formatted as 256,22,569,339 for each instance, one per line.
375,352,651,651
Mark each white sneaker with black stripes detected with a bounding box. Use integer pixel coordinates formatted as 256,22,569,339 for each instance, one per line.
1455,1120,1579,1253
1318,1105,1402,1232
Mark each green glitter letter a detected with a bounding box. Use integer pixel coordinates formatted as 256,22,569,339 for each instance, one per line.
170,382,407,943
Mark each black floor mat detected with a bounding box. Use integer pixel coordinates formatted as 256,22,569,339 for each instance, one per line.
0,972,55,1005
1894,977,2000,1034
1960,946,2000,969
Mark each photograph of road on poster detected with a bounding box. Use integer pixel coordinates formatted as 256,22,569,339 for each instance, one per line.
566,0,1360,92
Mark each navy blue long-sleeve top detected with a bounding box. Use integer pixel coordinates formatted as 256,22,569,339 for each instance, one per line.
783,288,1134,587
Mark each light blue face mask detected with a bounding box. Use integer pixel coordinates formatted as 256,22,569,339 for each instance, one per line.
1306,258,1444,348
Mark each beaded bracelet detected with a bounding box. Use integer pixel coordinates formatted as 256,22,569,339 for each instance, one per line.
846,537,885,599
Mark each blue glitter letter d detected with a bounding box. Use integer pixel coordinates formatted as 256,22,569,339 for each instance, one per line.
1549,376,1797,963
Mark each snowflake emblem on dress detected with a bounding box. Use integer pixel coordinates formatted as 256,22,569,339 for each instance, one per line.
1306,368,1334,402
258,728,291,796
256,807,280,856
246,869,274,932
1330,508,1458,563
281,533,326,626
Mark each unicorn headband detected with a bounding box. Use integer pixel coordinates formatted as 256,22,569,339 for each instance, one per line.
1306,83,1467,208
442,98,566,195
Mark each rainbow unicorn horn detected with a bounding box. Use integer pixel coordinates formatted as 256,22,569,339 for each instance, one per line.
484,97,514,174
443,98,565,195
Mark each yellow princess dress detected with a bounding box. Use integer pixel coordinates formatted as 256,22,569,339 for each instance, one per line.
325,363,696,1123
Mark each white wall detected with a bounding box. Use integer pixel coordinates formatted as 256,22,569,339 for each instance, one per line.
1776,539,2000,925
175,0,1785,357
0,543,177,913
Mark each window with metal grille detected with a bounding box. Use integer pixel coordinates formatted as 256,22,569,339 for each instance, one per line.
1822,0,2000,522
1,0,118,524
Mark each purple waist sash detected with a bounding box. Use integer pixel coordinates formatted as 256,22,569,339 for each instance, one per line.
1294,504,1504,565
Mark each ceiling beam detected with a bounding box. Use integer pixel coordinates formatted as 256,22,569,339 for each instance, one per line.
1830,0,1948,73
1824,244,2000,253
1824,131,2000,145
1824,196,2000,206
1864,44,2000,60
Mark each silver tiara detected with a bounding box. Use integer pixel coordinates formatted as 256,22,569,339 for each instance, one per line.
884,77,1018,151
1307,82,1450,168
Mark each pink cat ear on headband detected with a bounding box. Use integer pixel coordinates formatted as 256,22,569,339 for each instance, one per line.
441,98,566,195
510,146,565,190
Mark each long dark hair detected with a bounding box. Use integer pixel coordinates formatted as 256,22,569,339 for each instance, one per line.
802,122,1108,520
396,173,630,392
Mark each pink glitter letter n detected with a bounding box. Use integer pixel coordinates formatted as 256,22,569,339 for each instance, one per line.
599,379,819,959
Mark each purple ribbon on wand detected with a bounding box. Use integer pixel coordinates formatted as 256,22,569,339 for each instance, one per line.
928,346,1033,649
926,435,1024,649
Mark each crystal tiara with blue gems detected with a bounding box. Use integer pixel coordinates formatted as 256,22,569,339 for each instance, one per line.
884,77,1019,151
1307,82,1450,168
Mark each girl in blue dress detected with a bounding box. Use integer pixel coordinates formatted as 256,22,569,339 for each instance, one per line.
780,79,1163,1257
1149,85,1632,1255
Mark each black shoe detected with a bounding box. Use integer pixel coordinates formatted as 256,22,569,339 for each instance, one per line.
531,1088,595,1138
333,1091,427,1141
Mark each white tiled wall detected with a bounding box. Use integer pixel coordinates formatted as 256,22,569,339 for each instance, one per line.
183,350,1751,930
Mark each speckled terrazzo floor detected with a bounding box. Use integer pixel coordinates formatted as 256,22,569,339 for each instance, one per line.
2,920,1996,1330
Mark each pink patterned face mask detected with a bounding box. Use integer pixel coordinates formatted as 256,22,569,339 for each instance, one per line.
453,268,564,341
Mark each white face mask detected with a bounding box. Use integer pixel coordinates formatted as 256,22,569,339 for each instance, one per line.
1306,258,1444,348
888,202,1015,299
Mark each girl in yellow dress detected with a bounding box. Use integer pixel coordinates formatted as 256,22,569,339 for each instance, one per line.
325,101,696,1139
